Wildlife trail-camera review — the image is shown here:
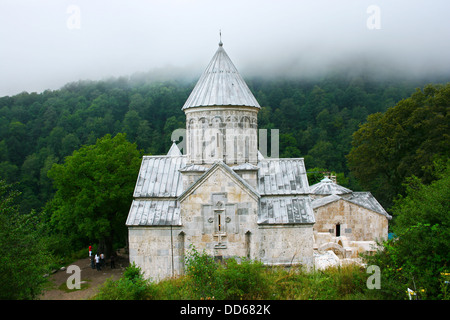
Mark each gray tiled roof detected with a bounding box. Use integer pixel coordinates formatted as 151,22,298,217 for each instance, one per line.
126,199,181,226
309,177,353,195
258,196,315,225
257,158,310,195
345,192,391,218
182,43,260,110
132,155,186,198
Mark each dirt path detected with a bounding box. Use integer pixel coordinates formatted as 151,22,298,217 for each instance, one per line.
39,252,129,300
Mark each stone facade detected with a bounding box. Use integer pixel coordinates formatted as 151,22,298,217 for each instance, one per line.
185,107,259,165
313,199,389,243
310,179,391,260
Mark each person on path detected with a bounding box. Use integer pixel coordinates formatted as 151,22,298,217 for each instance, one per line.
100,253,105,267
90,254,95,269
88,245,92,257
95,253,101,271
110,255,115,269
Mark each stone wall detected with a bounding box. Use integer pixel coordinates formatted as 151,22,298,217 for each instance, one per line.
179,165,260,260
257,224,314,268
128,226,184,281
313,199,389,243
185,106,258,165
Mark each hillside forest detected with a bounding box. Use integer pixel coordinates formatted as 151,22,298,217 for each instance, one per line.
0,71,449,299
0,74,438,213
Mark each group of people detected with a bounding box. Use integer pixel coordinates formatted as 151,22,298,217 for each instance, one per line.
88,245,116,271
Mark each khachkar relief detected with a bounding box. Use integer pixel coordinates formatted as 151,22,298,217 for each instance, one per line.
185,108,258,165
202,193,240,250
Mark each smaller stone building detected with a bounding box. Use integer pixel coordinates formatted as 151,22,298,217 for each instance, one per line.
310,177,392,261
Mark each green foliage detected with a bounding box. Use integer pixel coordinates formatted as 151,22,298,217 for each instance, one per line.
93,246,376,300
0,180,51,299
184,246,270,300
347,83,450,208
219,257,269,300
364,162,450,300
181,247,368,300
45,133,141,256
93,262,154,300
184,246,224,299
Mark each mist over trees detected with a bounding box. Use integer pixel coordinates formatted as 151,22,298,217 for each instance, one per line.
0,73,443,215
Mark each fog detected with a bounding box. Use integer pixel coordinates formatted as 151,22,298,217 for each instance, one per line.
1,0,449,96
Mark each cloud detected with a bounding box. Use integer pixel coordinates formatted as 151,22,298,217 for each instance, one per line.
0,0,449,96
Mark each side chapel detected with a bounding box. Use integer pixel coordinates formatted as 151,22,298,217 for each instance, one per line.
126,40,390,280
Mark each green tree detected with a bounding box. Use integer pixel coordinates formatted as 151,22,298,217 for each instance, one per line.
0,180,50,299
364,161,450,299
347,83,450,208
46,133,141,257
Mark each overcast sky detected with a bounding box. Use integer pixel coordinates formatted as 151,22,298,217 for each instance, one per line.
1,0,449,96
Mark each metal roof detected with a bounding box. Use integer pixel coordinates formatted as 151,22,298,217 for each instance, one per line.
182,43,261,110
311,192,391,219
257,159,310,195
133,155,186,198
258,196,315,225
344,192,391,219
309,177,353,195
126,199,181,226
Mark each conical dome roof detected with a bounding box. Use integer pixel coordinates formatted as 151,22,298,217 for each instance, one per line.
310,177,353,195
182,42,260,110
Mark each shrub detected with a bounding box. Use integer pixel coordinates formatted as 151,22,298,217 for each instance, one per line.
184,246,224,299
221,257,270,299
92,262,154,300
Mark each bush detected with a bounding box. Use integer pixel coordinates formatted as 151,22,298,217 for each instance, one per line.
184,247,270,300
221,257,269,299
184,246,224,299
92,262,154,300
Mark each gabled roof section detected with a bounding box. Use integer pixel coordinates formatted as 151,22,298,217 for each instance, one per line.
167,142,182,156
259,196,315,225
178,161,260,202
126,199,181,226
182,43,261,110
257,158,310,195
133,155,186,198
345,192,391,219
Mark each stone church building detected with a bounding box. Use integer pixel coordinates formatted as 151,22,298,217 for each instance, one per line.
126,41,390,280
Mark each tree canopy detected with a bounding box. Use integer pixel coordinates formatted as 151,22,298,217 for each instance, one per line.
347,83,450,208
365,161,450,299
46,133,141,256
0,180,50,299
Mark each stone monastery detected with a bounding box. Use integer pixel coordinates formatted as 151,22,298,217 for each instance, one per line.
126,40,391,281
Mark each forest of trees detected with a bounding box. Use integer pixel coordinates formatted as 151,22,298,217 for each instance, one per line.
0,71,449,299
0,73,432,215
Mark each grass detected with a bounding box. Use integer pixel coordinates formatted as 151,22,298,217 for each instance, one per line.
93,248,378,300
